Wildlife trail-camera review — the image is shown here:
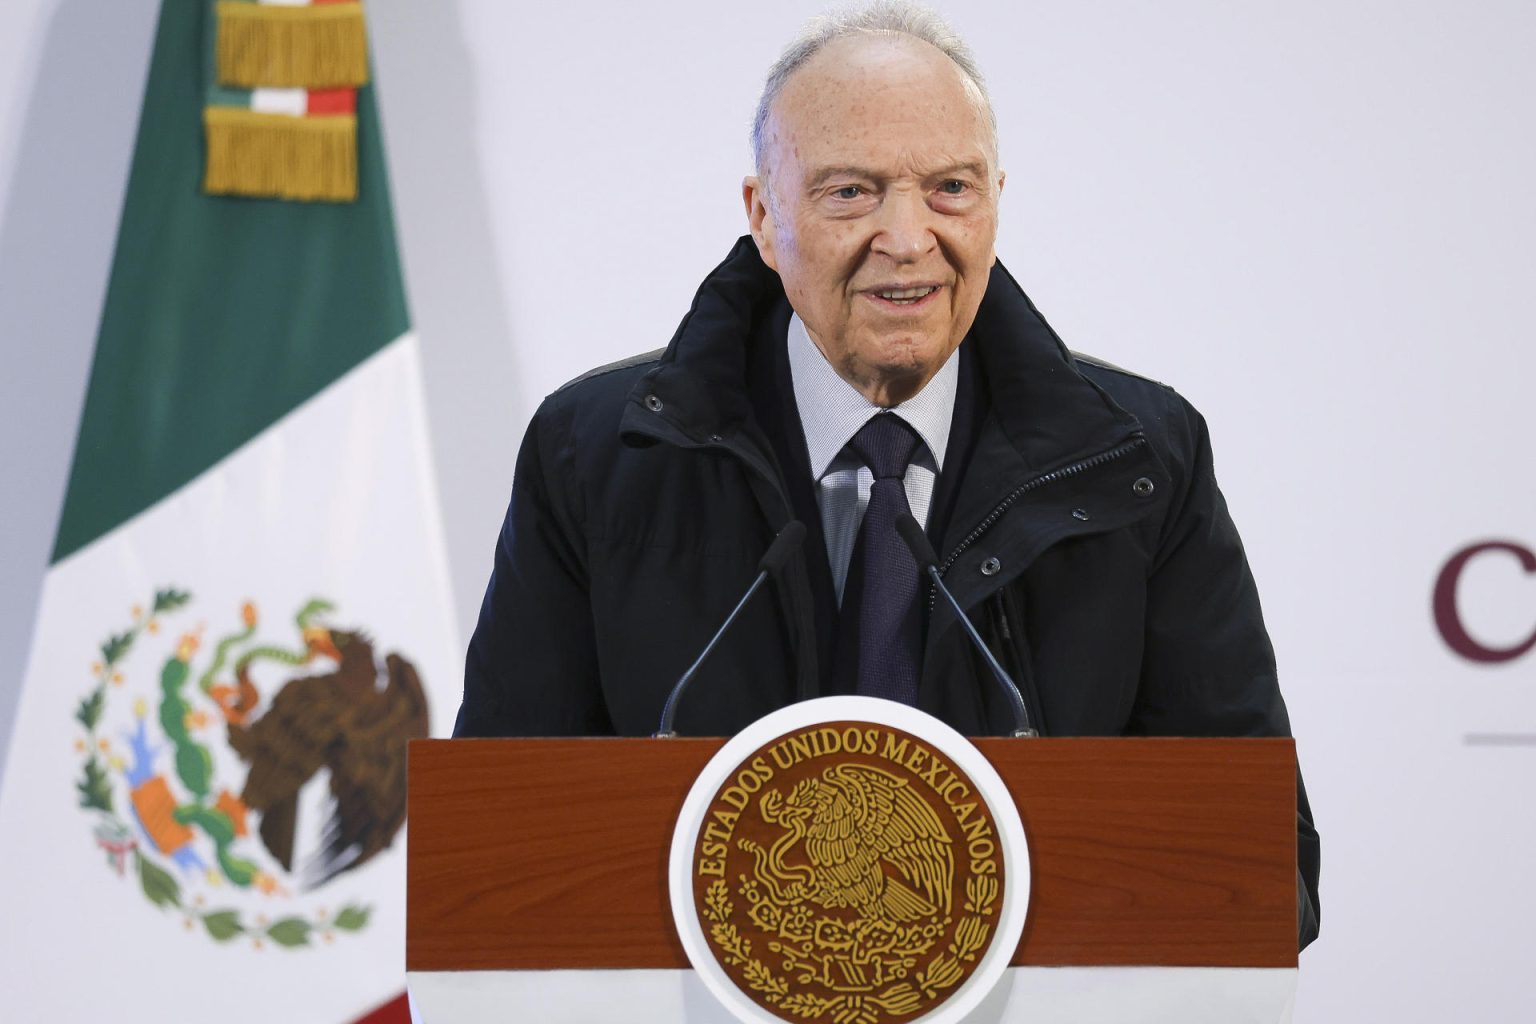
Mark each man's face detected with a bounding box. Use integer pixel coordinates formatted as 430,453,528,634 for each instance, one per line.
745,34,1004,407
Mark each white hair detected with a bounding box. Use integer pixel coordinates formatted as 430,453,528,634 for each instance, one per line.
751,0,996,174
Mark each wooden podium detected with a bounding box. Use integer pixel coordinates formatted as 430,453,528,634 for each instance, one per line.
406,737,1299,1022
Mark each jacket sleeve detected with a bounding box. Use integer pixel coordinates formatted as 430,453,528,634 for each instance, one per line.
1133,397,1321,951
453,397,614,737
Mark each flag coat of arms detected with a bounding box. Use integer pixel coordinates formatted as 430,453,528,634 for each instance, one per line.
0,2,458,1020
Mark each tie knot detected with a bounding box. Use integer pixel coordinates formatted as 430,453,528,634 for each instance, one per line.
848,413,922,481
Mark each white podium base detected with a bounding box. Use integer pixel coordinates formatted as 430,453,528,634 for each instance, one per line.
408,966,1296,1023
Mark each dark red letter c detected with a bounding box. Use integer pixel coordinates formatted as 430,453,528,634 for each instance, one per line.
1433,541,1536,663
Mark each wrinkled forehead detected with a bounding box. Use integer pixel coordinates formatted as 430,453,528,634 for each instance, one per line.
764,34,996,178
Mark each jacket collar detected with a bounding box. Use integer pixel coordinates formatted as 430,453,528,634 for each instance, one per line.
621,236,1146,468
620,237,781,449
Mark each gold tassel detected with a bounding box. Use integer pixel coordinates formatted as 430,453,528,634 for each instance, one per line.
204,107,358,203
216,1,369,90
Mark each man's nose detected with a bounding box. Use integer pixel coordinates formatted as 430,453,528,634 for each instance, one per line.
870,191,937,261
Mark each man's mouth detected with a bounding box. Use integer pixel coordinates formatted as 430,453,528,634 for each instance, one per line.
868,285,941,307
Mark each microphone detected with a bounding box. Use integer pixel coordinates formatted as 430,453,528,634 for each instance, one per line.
895,513,1038,738
654,521,807,738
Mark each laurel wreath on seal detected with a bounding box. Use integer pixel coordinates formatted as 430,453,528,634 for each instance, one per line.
701,874,998,1022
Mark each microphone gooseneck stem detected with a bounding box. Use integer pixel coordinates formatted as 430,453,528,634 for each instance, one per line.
925,564,1037,738
893,511,1035,738
655,570,768,738
654,521,806,738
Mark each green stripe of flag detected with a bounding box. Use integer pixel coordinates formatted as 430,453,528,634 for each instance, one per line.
206,84,253,107
53,0,407,562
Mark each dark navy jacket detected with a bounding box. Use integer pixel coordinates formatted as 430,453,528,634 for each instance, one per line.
455,237,1320,948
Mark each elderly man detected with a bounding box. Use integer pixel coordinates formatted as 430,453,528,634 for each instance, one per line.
455,1,1319,948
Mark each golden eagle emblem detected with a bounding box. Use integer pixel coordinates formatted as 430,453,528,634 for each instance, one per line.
749,764,953,927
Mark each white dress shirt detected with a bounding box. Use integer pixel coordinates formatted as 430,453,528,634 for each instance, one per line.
786,312,960,605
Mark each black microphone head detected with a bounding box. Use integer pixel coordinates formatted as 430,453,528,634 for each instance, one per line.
895,512,939,569
759,520,807,574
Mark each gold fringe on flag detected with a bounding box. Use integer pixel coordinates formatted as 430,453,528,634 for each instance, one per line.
204,107,358,202
216,1,369,90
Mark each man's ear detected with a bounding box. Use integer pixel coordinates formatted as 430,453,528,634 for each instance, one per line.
742,176,779,272
990,169,1006,265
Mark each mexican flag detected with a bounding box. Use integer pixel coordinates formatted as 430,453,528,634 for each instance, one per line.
0,2,455,1021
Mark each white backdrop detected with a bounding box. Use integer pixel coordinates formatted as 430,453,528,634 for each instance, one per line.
2,1,1534,1020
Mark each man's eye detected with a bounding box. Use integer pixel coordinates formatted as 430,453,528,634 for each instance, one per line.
938,180,968,195
832,186,863,200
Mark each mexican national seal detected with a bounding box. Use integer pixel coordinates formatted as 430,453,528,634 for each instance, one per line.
671,697,1029,1024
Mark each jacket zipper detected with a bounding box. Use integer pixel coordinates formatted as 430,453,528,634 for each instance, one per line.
927,437,1147,611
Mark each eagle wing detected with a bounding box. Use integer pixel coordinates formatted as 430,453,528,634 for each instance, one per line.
305,653,429,889
805,763,954,920
228,671,350,871
230,673,342,803
801,778,884,913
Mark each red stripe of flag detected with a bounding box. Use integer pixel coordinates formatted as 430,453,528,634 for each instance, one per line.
307,89,358,115
348,992,409,1024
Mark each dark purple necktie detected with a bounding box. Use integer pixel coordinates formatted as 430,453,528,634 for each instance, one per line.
844,413,924,705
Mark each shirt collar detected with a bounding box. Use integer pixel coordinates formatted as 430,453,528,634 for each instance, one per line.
786,312,959,481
